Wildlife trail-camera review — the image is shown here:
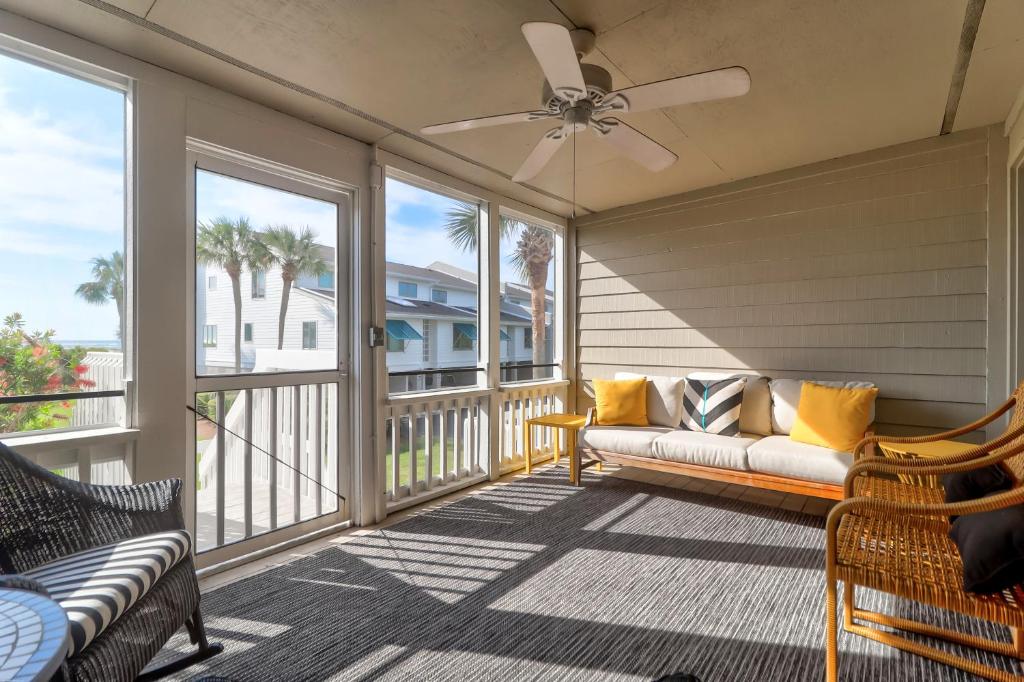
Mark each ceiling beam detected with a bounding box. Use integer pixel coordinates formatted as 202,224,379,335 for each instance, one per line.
940,0,986,135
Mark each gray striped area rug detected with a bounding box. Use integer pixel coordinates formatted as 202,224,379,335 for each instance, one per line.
162,471,1021,681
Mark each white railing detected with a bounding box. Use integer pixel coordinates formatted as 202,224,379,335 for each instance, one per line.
382,380,569,509
382,389,488,504
194,382,339,552
498,382,568,474
6,428,135,486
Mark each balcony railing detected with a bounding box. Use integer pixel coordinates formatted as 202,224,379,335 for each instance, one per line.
383,390,487,505
194,383,339,553
382,379,569,509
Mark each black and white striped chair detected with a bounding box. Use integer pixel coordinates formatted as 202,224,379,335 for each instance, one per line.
0,442,221,681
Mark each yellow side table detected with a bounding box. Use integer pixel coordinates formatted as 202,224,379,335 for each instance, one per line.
877,439,976,487
523,413,588,484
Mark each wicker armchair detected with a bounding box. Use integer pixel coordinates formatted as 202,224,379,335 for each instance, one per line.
826,440,1024,682
0,442,221,681
841,382,1024,516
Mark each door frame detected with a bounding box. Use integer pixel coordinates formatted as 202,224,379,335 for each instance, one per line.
185,139,357,568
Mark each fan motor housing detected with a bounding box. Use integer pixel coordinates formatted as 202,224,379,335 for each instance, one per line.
542,63,614,111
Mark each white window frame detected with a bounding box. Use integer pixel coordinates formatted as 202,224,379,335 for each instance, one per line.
397,281,417,298
372,151,571,521
251,270,266,299
302,321,318,350
243,322,253,343
431,288,448,304
203,325,217,348
0,36,137,441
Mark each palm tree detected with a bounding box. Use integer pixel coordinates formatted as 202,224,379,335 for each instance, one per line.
75,251,125,342
196,217,268,372
444,204,554,366
261,226,329,350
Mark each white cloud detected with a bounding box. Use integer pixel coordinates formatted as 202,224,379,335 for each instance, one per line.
384,177,467,215
385,218,477,273
0,227,84,258
196,171,338,247
0,92,124,234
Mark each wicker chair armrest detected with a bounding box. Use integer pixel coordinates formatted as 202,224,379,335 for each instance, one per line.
842,438,1024,497
584,408,595,428
829,487,1024,536
852,397,1016,461
854,419,1024,473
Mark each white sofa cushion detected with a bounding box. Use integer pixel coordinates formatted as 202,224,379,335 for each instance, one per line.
578,425,674,458
769,379,876,434
651,430,759,471
688,372,772,435
615,372,685,428
747,435,853,485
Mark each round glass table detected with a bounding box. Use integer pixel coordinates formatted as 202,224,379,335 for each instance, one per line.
0,588,69,681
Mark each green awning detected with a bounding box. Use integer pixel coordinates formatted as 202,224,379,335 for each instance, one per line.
453,322,477,340
500,329,510,341
386,319,423,341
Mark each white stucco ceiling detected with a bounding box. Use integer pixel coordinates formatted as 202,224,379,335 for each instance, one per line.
2,0,1022,215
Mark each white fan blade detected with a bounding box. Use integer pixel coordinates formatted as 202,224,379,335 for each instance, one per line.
521,22,586,100
512,125,572,183
421,110,554,135
593,118,677,172
604,66,750,113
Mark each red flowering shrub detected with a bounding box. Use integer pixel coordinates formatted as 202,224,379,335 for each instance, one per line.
0,314,89,433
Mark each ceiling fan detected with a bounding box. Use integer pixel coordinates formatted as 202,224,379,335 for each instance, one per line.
421,22,751,183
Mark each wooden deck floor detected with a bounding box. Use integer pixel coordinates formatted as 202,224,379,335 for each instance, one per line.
195,483,336,552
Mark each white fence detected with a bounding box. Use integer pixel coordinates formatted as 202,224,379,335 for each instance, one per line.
71,351,125,428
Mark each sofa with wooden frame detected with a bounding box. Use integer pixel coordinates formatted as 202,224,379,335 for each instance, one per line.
574,372,876,499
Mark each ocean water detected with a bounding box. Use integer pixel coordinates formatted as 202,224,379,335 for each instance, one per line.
53,340,122,350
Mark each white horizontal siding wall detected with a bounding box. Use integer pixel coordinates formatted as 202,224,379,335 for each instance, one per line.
197,264,336,370
574,125,1009,441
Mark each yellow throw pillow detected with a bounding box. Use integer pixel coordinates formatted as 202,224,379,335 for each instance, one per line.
594,378,649,427
790,382,878,453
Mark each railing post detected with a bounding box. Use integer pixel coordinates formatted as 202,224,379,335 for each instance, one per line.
408,405,418,496
269,386,278,530
243,388,253,538
76,447,92,485
424,401,434,490
215,391,226,547
292,385,301,523
314,383,323,517
389,409,399,499
440,402,449,483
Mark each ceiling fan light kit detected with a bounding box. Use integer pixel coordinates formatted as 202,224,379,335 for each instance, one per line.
420,21,751,184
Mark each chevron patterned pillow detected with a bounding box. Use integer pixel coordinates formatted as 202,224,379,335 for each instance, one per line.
682,377,747,436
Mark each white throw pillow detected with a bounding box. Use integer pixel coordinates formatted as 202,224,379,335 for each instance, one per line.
687,372,773,436
615,372,685,428
769,379,876,435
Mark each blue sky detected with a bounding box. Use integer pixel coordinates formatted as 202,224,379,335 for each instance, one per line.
195,170,338,249
385,177,555,288
0,51,125,342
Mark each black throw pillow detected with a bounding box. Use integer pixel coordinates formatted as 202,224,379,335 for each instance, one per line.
949,500,1024,593
942,464,1012,504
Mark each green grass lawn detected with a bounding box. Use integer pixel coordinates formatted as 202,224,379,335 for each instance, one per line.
385,434,449,490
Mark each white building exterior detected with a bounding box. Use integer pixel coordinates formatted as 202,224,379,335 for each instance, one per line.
196,253,551,387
